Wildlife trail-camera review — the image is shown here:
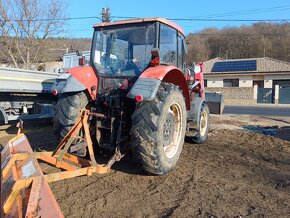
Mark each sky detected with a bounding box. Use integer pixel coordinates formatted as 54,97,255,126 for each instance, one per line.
66,0,290,38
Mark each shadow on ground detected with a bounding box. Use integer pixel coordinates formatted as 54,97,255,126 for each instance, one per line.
2,120,58,151
243,125,290,142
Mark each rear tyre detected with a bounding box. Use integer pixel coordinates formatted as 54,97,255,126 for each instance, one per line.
53,91,89,140
191,103,210,144
131,83,186,175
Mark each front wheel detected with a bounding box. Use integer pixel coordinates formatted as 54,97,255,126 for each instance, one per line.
130,83,187,175
191,103,210,144
53,91,89,140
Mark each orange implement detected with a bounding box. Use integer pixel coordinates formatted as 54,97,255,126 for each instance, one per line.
1,110,123,217
1,133,63,217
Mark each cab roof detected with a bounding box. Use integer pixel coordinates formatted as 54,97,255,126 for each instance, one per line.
93,17,185,36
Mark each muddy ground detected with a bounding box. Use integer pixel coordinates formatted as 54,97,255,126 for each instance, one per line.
1,114,290,217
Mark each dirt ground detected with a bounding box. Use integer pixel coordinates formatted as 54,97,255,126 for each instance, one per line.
1,114,290,217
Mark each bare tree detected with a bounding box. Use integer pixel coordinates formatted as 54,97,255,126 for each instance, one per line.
0,0,66,68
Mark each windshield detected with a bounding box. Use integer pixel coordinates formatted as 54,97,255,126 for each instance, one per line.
92,23,156,77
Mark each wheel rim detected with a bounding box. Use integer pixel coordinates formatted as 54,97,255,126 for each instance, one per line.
163,102,183,159
200,110,208,137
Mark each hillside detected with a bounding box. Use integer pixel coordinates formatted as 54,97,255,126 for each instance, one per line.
1,22,290,67
186,22,290,64
0,37,92,66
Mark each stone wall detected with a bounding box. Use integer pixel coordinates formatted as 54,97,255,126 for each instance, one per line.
205,87,256,105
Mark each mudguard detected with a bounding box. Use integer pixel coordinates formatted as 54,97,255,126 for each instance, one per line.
127,66,190,109
127,78,161,101
188,97,206,128
0,106,8,124
52,66,98,100
53,73,86,93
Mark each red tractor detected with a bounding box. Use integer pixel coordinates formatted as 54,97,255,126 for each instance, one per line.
52,18,210,175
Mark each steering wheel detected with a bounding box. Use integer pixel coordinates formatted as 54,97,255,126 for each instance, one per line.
122,60,140,75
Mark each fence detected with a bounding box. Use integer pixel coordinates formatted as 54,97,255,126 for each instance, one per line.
205,87,255,105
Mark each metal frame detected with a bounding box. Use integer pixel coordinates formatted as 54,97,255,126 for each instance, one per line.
1,109,124,217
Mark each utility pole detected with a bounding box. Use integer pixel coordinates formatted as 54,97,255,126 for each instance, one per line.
101,8,111,22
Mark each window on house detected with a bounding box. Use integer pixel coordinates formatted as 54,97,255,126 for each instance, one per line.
223,79,239,87
253,80,264,88
273,80,290,88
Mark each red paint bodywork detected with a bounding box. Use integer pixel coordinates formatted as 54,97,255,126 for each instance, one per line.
140,66,191,109
65,64,204,111
195,63,205,98
66,66,98,100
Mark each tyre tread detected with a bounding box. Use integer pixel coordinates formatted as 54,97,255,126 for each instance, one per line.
131,83,185,175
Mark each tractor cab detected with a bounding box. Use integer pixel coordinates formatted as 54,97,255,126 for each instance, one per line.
91,18,187,77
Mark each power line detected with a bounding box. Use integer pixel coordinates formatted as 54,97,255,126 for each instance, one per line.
2,15,290,23
167,18,290,22
188,6,290,19
67,27,290,37
0,16,102,22
110,16,290,22
188,33,290,36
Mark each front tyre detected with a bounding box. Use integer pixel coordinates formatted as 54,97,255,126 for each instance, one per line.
53,91,89,140
191,103,210,144
131,83,187,175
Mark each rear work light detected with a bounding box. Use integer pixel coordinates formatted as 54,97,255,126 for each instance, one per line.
52,89,58,96
135,95,143,102
79,57,86,66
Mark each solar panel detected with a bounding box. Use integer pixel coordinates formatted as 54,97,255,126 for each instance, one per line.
212,60,257,72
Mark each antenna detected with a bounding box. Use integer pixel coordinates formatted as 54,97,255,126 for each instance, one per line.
101,8,111,22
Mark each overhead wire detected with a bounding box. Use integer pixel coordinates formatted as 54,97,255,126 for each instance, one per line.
188,6,290,19
5,6,287,36
2,15,290,23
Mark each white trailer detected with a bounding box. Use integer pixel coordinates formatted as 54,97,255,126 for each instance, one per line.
0,67,59,124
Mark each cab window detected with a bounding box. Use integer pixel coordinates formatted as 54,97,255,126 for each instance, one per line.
177,33,185,71
159,23,177,66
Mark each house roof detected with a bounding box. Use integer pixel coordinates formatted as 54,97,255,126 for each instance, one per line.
203,57,290,74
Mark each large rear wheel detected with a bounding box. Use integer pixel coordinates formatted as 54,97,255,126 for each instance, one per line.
130,83,186,175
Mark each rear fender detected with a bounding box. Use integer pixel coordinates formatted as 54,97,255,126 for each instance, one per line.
53,66,98,100
127,66,190,109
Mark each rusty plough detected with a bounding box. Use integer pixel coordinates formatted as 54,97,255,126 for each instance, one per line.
1,110,123,217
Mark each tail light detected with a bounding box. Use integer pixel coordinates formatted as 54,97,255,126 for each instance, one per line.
52,89,58,95
135,95,143,102
79,57,86,66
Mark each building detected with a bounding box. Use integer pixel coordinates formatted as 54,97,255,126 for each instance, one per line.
203,57,290,88
203,57,290,104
